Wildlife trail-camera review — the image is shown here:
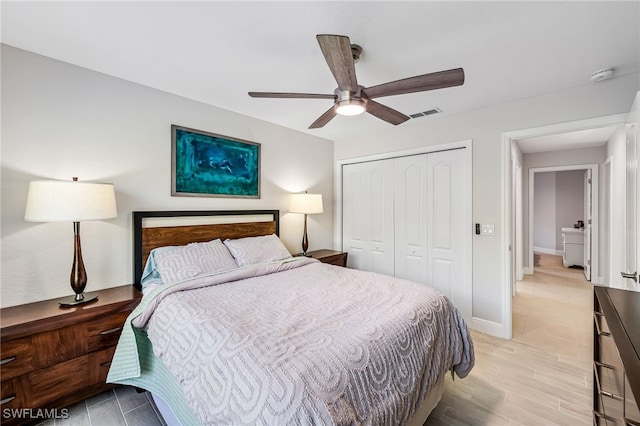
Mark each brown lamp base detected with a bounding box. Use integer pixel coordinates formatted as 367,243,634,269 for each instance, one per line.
59,292,99,307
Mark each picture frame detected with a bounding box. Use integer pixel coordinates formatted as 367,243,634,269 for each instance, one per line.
171,125,261,198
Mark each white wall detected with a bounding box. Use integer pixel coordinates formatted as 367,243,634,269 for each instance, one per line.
533,172,557,252
334,72,639,332
607,125,628,286
1,45,335,308
533,170,585,253
555,170,586,247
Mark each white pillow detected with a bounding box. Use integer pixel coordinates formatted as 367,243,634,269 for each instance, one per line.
223,234,292,266
152,239,238,284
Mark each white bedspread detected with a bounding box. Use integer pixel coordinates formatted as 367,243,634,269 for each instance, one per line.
129,258,474,425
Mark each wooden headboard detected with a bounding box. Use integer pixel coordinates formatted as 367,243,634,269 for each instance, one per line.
133,210,279,290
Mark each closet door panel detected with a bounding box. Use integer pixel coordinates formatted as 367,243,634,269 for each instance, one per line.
342,160,394,275
427,149,470,319
343,163,366,269
433,258,453,296
432,161,453,249
394,155,428,284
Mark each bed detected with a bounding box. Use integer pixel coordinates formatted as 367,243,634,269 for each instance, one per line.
107,210,474,425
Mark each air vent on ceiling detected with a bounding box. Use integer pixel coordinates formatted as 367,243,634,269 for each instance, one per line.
409,108,442,119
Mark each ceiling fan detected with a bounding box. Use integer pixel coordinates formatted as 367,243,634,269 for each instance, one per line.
248,34,465,129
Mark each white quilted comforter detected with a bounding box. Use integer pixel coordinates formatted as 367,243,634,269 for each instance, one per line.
133,257,474,425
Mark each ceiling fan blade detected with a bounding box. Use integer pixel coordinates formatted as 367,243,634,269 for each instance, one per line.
316,34,358,92
248,92,335,99
363,68,465,99
366,99,410,126
308,106,338,129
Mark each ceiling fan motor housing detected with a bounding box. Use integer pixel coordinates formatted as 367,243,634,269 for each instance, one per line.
335,88,367,115
351,44,362,63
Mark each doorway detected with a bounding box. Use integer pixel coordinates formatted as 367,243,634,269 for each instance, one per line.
501,113,628,339
528,164,598,282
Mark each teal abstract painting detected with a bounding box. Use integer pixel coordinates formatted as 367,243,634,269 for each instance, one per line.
172,125,260,198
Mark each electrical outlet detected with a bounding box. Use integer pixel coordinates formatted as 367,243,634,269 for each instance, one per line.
481,225,495,236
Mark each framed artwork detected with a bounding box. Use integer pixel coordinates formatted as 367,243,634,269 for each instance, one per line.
171,125,260,198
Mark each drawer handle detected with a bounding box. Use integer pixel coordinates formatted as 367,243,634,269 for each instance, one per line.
0,357,16,366
594,360,617,371
593,313,611,337
0,395,16,405
600,389,623,400
100,327,122,335
100,361,112,368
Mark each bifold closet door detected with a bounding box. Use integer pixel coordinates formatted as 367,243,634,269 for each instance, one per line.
342,148,469,320
427,149,470,318
342,159,395,275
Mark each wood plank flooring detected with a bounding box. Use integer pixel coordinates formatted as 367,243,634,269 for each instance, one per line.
425,253,593,425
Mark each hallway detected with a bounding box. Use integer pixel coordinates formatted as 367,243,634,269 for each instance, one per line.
512,252,593,370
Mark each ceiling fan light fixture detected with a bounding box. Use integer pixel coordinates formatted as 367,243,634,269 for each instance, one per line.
335,98,367,116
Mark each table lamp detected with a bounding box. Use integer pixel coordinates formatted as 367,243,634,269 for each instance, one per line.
289,192,323,256
24,177,117,307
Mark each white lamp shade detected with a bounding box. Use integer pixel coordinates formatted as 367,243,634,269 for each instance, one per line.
289,193,323,214
24,180,118,222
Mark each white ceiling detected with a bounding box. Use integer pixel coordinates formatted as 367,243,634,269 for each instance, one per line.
2,1,639,143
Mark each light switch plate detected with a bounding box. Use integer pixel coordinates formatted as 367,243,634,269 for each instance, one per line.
481,225,495,236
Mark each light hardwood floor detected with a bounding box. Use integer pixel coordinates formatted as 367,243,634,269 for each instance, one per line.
425,253,593,425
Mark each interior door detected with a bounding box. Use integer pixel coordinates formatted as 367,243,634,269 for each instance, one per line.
583,169,592,281
622,92,639,289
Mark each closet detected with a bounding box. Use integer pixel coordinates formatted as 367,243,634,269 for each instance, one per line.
342,148,471,320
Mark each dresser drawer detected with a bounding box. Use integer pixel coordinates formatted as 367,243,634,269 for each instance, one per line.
597,390,625,423
1,378,25,410
32,325,86,368
0,337,36,380
27,356,88,407
595,361,625,398
86,311,129,352
88,346,117,386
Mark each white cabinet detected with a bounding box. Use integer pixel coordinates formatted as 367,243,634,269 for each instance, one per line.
562,227,584,267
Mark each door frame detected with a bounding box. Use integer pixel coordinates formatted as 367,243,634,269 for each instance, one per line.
501,113,627,339
527,163,599,280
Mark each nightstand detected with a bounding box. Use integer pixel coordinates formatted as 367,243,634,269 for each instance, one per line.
0,285,141,425
305,249,348,267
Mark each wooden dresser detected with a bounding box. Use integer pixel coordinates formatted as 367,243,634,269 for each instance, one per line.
593,286,640,425
0,285,141,425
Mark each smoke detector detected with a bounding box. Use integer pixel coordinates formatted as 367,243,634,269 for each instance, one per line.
591,68,615,82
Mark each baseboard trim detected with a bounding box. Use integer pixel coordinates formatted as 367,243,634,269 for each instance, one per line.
533,246,562,256
471,317,508,339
